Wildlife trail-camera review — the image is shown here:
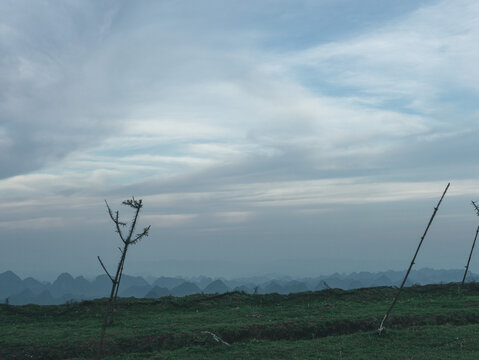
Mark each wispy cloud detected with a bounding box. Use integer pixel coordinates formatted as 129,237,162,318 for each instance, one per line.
216,211,254,224
141,214,197,228
283,0,479,117
1,0,479,276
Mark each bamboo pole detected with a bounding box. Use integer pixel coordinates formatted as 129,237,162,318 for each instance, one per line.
460,201,479,294
378,182,450,334
460,225,479,294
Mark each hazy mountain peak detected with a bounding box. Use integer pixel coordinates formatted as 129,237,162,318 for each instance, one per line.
203,279,229,294
54,272,74,284
0,270,22,282
171,281,201,297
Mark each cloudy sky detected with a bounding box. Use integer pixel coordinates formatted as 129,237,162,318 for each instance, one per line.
1,0,479,280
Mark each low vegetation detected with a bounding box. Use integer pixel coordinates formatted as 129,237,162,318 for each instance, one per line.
2,282,479,359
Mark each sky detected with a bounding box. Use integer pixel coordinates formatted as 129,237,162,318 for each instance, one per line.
1,0,479,281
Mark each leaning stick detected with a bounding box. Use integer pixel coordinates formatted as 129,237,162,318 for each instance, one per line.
201,331,230,346
460,201,479,293
378,182,450,334
460,225,479,294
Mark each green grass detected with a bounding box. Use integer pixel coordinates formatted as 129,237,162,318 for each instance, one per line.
101,324,479,360
2,283,479,359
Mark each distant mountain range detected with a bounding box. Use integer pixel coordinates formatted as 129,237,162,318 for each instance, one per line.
1,268,476,305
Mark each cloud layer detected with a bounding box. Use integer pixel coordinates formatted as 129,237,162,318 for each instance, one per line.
1,0,479,278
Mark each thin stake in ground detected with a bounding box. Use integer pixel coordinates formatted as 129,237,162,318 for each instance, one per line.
460,224,479,293
460,201,479,293
378,182,450,334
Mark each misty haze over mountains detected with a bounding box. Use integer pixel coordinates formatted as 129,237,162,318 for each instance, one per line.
1,268,476,306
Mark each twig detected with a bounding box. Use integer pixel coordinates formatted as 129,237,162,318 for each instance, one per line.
105,200,126,243
131,226,151,244
97,256,114,283
201,331,230,346
472,201,479,216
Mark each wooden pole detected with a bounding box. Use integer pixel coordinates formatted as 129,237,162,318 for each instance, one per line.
460,225,479,293
461,201,479,294
378,182,450,334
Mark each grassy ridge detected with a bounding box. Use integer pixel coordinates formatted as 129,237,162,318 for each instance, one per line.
1,283,479,359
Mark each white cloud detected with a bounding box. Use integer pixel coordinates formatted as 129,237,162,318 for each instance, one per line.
216,211,253,224
121,119,229,142
4,0,475,185
0,216,88,230
142,214,197,228
283,0,479,116
2,0,479,276
226,179,475,207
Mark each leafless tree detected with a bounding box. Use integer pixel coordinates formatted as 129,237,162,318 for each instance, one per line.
96,197,151,359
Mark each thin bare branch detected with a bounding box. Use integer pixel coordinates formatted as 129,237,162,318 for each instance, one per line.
97,256,114,283
125,205,141,243
122,197,143,209
130,225,151,245
105,200,126,225
472,201,479,216
113,249,127,304
105,200,126,243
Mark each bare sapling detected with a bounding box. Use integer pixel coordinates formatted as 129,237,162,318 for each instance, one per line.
96,197,151,359
378,182,450,334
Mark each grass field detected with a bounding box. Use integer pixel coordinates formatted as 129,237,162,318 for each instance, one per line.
2,283,479,359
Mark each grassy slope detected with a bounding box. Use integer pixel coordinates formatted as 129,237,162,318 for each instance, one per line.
2,283,479,359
